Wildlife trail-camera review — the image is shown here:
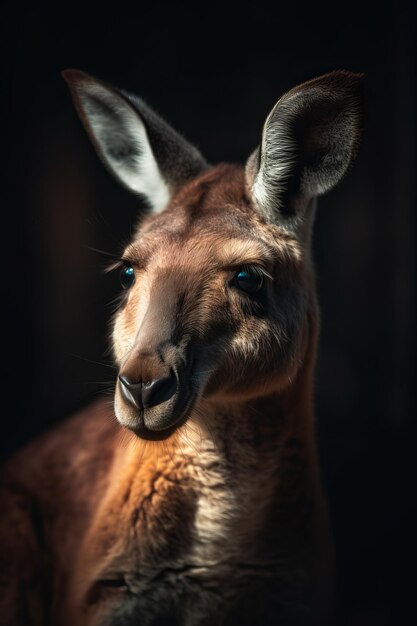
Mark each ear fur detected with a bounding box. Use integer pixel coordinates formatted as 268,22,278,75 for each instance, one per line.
246,70,364,226
62,70,208,213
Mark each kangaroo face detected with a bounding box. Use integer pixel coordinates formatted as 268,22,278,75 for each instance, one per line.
64,69,363,439
111,165,306,438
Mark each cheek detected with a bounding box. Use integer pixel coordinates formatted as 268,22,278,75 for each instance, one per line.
228,308,307,377
229,318,270,360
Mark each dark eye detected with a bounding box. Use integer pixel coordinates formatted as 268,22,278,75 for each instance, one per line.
120,265,135,289
233,268,264,294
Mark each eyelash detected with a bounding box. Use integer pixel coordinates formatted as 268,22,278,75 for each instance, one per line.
230,265,272,284
105,258,138,274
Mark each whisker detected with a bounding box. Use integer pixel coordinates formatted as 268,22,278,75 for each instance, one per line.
86,245,118,258
70,353,116,370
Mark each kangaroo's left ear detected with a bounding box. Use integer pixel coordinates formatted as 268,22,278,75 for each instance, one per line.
62,70,208,213
246,71,364,227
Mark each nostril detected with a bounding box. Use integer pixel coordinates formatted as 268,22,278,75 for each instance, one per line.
141,372,177,409
118,374,142,408
119,374,140,390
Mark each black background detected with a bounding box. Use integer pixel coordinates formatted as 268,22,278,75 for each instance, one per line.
1,1,416,624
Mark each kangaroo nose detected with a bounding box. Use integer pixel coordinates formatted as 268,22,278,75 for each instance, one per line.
119,371,177,409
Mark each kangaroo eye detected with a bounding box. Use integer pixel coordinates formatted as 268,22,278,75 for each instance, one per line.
120,265,135,289
233,268,264,294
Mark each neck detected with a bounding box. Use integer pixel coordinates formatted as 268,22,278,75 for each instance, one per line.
168,350,320,553
70,341,329,625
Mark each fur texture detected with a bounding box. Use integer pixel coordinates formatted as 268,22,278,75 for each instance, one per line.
0,70,363,625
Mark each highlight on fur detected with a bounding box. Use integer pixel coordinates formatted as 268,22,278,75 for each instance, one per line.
0,69,363,626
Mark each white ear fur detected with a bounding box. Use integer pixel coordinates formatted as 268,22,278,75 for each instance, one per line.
246,71,364,226
64,71,170,213
251,97,296,222
80,82,170,211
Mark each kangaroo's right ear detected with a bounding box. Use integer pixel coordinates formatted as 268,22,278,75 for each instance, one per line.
62,70,208,213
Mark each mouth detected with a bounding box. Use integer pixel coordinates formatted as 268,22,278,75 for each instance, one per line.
116,382,196,441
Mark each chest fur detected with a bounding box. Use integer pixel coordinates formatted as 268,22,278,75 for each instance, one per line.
69,436,282,626
118,443,275,572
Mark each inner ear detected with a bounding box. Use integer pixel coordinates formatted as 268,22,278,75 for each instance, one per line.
290,95,360,198
80,82,171,211
247,71,364,226
63,70,208,214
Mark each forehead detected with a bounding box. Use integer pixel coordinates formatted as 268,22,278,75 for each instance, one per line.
124,164,301,268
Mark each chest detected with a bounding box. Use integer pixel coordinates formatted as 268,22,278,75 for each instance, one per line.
68,445,280,626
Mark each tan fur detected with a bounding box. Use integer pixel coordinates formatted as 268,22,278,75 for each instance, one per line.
0,52,369,624
0,164,334,626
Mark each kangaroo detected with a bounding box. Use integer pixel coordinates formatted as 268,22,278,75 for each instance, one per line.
0,70,363,626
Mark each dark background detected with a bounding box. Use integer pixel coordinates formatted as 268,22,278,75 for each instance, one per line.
1,1,416,624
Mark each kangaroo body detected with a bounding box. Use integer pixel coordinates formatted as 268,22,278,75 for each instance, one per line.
1,394,328,626
0,72,363,625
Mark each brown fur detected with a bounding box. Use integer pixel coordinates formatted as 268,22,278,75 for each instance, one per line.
1,65,364,624
0,165,333,625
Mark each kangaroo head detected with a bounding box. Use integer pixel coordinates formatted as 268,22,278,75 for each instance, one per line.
64,70,363,440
